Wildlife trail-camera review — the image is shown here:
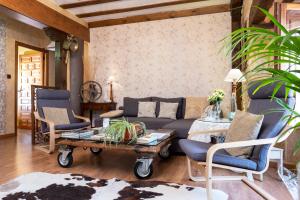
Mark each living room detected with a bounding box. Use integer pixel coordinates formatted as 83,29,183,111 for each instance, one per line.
0,0,299,199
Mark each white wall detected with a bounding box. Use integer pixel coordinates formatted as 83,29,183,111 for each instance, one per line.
85,12,232,114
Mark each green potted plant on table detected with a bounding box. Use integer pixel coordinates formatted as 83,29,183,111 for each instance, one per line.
105,118,146,144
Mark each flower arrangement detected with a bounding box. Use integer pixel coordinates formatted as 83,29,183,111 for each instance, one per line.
208,89,225,105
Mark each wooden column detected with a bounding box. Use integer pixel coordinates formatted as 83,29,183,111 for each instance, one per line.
70,39,84,114
231,0,243,110
44,27,67,89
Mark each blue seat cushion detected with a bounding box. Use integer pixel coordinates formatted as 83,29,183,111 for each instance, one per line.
179,139,257,171
55,122,90,130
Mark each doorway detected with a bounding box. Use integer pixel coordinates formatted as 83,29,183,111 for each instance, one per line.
15,42,48,132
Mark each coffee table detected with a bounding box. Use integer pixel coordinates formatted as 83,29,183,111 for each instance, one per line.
57,128,175,179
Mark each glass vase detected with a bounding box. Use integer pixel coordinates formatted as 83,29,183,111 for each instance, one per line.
213,101,221,119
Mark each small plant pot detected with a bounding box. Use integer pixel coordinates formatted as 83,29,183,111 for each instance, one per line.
123,129,132,142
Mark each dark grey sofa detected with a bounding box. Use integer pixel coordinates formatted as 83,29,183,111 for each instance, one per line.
116,97,195,153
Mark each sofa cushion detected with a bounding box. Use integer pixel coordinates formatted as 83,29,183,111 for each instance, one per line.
184,97,209,119
225,110,264,157
179,139,257,170
158,102,178,119
125,117,175,130
152,97,184,119
138,102,157,118
123,97,152,117
162,119,194,139
55,122,90,130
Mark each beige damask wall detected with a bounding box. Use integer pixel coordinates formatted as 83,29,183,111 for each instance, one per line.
86,12,232,115
0,14,51,134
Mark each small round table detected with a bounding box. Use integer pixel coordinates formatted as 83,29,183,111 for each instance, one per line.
188,118,231,143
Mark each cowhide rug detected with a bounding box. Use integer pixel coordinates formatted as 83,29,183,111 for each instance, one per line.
0,172,228,200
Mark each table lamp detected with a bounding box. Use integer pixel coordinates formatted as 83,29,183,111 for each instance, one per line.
224,69,246,120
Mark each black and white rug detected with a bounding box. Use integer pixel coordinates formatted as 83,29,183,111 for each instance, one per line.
0,172,228,200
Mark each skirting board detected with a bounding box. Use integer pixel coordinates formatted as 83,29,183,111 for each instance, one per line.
0,133,15,139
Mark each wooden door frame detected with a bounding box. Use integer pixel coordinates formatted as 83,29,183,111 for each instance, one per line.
14,41,49,135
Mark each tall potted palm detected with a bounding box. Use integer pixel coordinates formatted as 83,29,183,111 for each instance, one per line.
227,7,300,150
226,7,300,198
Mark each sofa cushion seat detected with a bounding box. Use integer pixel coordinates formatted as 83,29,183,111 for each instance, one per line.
55,122,90,130
162,119,194,139
125,117,175,130
179,139,257,170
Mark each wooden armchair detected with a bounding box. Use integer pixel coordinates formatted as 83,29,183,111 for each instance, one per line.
179,84,296,199
34,89,90,153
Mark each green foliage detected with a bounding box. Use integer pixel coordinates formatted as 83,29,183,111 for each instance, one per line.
105,118,146,144
226,7,300,154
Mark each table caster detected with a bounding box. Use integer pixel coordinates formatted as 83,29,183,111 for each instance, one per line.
159,144,171,160
90,147,102,155
134,159,153,179
57,152,73,168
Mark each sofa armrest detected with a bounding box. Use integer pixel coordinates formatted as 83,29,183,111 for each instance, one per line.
100,110,124,118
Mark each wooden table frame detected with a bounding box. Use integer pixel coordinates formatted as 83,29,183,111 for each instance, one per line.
57,129,175,179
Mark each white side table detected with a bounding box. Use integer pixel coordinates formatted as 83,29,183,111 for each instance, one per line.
188,118,231,142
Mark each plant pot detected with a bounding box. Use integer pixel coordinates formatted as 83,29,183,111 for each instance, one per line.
124,129,132,142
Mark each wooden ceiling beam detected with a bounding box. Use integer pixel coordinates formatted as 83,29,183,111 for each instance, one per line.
88,4,230,28
60,0,120,9
77,0,207,18
0,0,90,41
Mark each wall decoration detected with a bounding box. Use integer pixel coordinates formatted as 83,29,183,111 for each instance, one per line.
86,13,232,115
0,20,6,134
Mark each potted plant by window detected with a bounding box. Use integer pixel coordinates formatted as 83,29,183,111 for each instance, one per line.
105,118,146,144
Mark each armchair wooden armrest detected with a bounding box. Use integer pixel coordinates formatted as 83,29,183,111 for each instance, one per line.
73,112,90,123
206,138,276,161
34,111,55,129
188,129,229,139
33,111,56,153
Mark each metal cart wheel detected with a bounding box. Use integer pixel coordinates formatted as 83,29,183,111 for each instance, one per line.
57,152,73,168
134,161,153,179
90,147,102,155
159,148,171,160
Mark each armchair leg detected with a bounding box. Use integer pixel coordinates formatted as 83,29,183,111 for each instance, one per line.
49,129,56,154
246,172,254,181
206,165,213,200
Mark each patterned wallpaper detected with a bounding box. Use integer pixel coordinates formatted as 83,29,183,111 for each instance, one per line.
86,13,232,114
0,20,6,133
0,14,51,134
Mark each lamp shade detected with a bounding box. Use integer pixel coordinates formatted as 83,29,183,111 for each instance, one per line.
224,69,246,82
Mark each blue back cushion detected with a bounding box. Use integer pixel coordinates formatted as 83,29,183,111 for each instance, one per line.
36,89,77,125
247,84,295,171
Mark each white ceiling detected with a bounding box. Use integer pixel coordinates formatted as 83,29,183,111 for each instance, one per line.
52,0,230,25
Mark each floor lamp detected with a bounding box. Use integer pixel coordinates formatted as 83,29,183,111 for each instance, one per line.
224,69,246,120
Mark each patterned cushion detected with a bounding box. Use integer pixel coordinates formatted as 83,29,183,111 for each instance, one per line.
43,107,70,125
225,110,264,157
138,102,156,118
158,102,178,119
184,97,209,119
